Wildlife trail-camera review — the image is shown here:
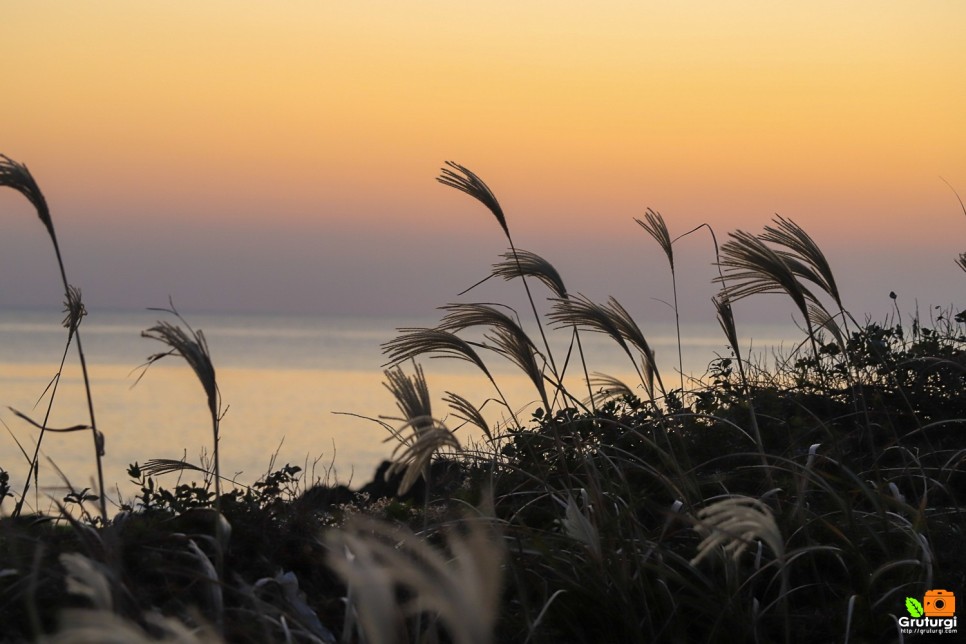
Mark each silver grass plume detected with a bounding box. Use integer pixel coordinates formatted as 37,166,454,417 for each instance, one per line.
595,297,657,383
437,161,508,238
53,553,220,643
636,208,674,270
548,295,629,357
326,509,504,644
142,321,219,420
142,310,222,505
714,295,742,370
382,327,492,380
387,421,461,496
760,215,842,309
690,496,784,566
549,295,662,398
437,162,561,381
383,328,521,428
60,552,114,611
383,366,461,495
0,154,55,244
807,303,845,350
491,249,567,297
484,325,549,410
443,391,492,440
384,363,433,431
62,285,86,342
715,229,827,362
690,494,789,639
138,458,209,477
585,373,637,407
437,302,524,335
716,230,819,315
489,248,597,408
637,209,684,390
437,303,549,409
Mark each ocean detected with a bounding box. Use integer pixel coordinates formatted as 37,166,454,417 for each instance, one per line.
0,307,800,514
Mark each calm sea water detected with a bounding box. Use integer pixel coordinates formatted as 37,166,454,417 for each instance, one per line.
0,308,799,514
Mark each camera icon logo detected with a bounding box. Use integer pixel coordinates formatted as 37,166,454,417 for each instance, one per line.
923,589,956,617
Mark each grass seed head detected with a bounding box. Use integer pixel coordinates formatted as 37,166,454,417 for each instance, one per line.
0,154,55,241
636,208,674,270
437,161,509,239
491,249,567,297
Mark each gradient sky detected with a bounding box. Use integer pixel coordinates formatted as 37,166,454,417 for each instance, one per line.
2,2,964,327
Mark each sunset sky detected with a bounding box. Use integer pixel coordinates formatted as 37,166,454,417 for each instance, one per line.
2,2,964,326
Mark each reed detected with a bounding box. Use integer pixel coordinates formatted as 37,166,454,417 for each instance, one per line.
438,162,561,382
326,505,505,644
548,294,664,401
1,155,106,521
140,305,222,504
437,304,551,411
718,229,823,362
381,365,461,495
486,249,596,411
382,326,521,428
636,209,684,391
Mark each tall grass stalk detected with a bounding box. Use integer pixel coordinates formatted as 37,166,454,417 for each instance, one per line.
636,209,684,392
140,305,223,518
679,220,775,480
437,303,552,412
15,288,85,515
714,295,772,484
438,162,561,383
1,155,106,521
488,249,596,413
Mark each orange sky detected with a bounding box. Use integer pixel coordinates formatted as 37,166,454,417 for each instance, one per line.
2,2,964,322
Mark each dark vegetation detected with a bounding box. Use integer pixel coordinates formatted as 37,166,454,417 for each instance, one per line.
1,154,964,642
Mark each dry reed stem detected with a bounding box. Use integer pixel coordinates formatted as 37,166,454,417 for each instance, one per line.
437,303,551,406
637,209,685,390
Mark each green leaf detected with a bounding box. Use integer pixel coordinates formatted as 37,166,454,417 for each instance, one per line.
906,597,924,618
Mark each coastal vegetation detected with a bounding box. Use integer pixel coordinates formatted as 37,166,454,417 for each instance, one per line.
1,154,964,642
